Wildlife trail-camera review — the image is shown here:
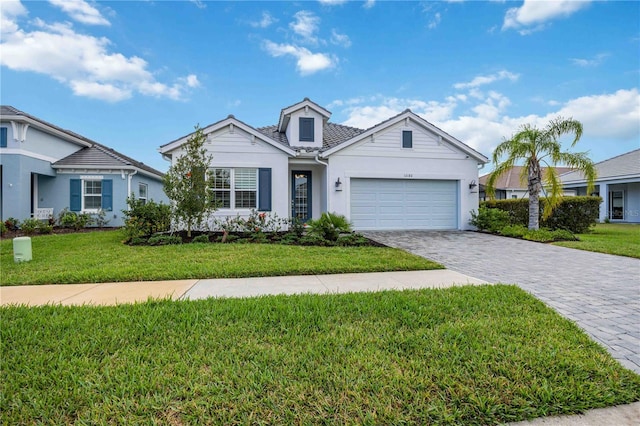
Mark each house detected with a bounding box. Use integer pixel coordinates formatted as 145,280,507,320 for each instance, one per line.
479,166,575,201
159,98,488,231
0,106,167,227
561,149,640,223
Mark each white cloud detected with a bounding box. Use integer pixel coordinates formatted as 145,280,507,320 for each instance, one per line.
0,4,199,102
428,12,441,30
332,89,639,157
363,0,376,9
318,0,348,5
250,11,277,28
262,40,336,75
290,10,320,44
48,0,110,26
1,0,28,34
330,29,351,48
454,70,520,90
189,0,206,9
570,53,609,67
503,0,590,33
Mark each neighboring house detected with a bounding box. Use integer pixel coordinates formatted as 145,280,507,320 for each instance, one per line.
0,106,168,227
561,149,640,223
159,98,488,231
478,166,575,201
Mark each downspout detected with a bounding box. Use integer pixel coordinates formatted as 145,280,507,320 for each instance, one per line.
127,169,138,197
314,154,330,213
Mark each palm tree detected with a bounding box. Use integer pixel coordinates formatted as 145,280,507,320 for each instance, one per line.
486,117,596,230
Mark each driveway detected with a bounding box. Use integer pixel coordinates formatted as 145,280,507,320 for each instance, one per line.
364,231,640,374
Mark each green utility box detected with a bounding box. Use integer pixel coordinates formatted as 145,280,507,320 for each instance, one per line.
13,237,32,263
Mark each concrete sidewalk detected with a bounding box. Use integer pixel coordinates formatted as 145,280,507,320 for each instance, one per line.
0,270,485,306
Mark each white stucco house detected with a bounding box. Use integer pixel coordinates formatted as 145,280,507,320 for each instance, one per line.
159,98,488,231
561,149,640,223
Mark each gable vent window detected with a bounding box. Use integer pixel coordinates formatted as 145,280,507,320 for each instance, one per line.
299,117,314,142
402,130,413,149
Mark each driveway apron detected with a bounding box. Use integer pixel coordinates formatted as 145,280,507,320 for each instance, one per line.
364,231,640,374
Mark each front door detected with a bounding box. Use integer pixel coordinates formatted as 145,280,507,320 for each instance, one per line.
292,171,312,222
609,190,624,220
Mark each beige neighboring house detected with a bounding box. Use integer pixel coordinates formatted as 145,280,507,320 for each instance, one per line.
561,149,640,223
479,166,575,201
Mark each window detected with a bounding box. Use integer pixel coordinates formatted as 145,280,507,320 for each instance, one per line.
512,195,518,199
83,180,102,210
211,168,231,208
299,117,314,142
0,127,7,148
234,168,257,208
70,178,112,211
139,183,148,204
402,130,412,148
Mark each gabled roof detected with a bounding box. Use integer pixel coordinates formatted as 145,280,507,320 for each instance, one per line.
1,105,92,148
1,105,164,179
277,97,332,132
561,149,640,184
480,166,575,190
256,122,366,151
320,109,488,163
159,114,296,156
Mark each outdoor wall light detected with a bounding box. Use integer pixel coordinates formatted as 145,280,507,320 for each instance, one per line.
469,180,478,193
335,178,343,191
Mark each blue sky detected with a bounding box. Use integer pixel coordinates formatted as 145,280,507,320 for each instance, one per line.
1,0,638,173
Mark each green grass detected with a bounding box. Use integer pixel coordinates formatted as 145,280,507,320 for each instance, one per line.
0,230,441,286
2,285,638,424
553,223,640,259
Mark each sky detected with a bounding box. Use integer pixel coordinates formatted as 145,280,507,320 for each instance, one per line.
1,0,638,173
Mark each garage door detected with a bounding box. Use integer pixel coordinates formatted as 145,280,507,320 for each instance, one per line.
350,178,458,230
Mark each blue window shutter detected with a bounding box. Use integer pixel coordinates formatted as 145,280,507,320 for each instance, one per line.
101,179,113,211
70,179,81,211
402,130,412,148
258,168,272,211
299,118,314,142
0,128,7,148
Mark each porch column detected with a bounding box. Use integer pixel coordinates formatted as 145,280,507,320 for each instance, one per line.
599,183,609,222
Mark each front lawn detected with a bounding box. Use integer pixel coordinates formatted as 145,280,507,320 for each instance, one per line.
553,223,640,259
2,285,639,424
0,230,441,286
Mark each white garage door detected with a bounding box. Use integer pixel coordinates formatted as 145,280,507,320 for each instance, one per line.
350,178,458,230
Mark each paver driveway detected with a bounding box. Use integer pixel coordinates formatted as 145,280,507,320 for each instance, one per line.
364,231,640,373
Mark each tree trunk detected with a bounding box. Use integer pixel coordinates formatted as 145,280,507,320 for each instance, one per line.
528,161,542,230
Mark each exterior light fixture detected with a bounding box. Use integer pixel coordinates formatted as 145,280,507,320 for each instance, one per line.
335,178,343,191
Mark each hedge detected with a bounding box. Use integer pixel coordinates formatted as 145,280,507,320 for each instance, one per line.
481,196,601,233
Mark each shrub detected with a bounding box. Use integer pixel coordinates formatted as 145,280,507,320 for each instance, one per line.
336,233,371,247
91,209,110,227
522,228,579,243
299,233,331,246
147,234,182,246
58,209,78,228
0,221,6,236
38,224,54,234
307,212,352,242
19,218,41,235
75,213,93,230
498,224,527,238
482,196,601,233
191,235,210,244
4,218,20,231
469,207,511,232
279,232,300,245
121,197,171,243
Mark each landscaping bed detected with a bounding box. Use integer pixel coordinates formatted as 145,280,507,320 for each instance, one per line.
2,285,638,424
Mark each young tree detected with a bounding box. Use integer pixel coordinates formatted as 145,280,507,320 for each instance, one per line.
486,117,596,230
163,125,216,237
